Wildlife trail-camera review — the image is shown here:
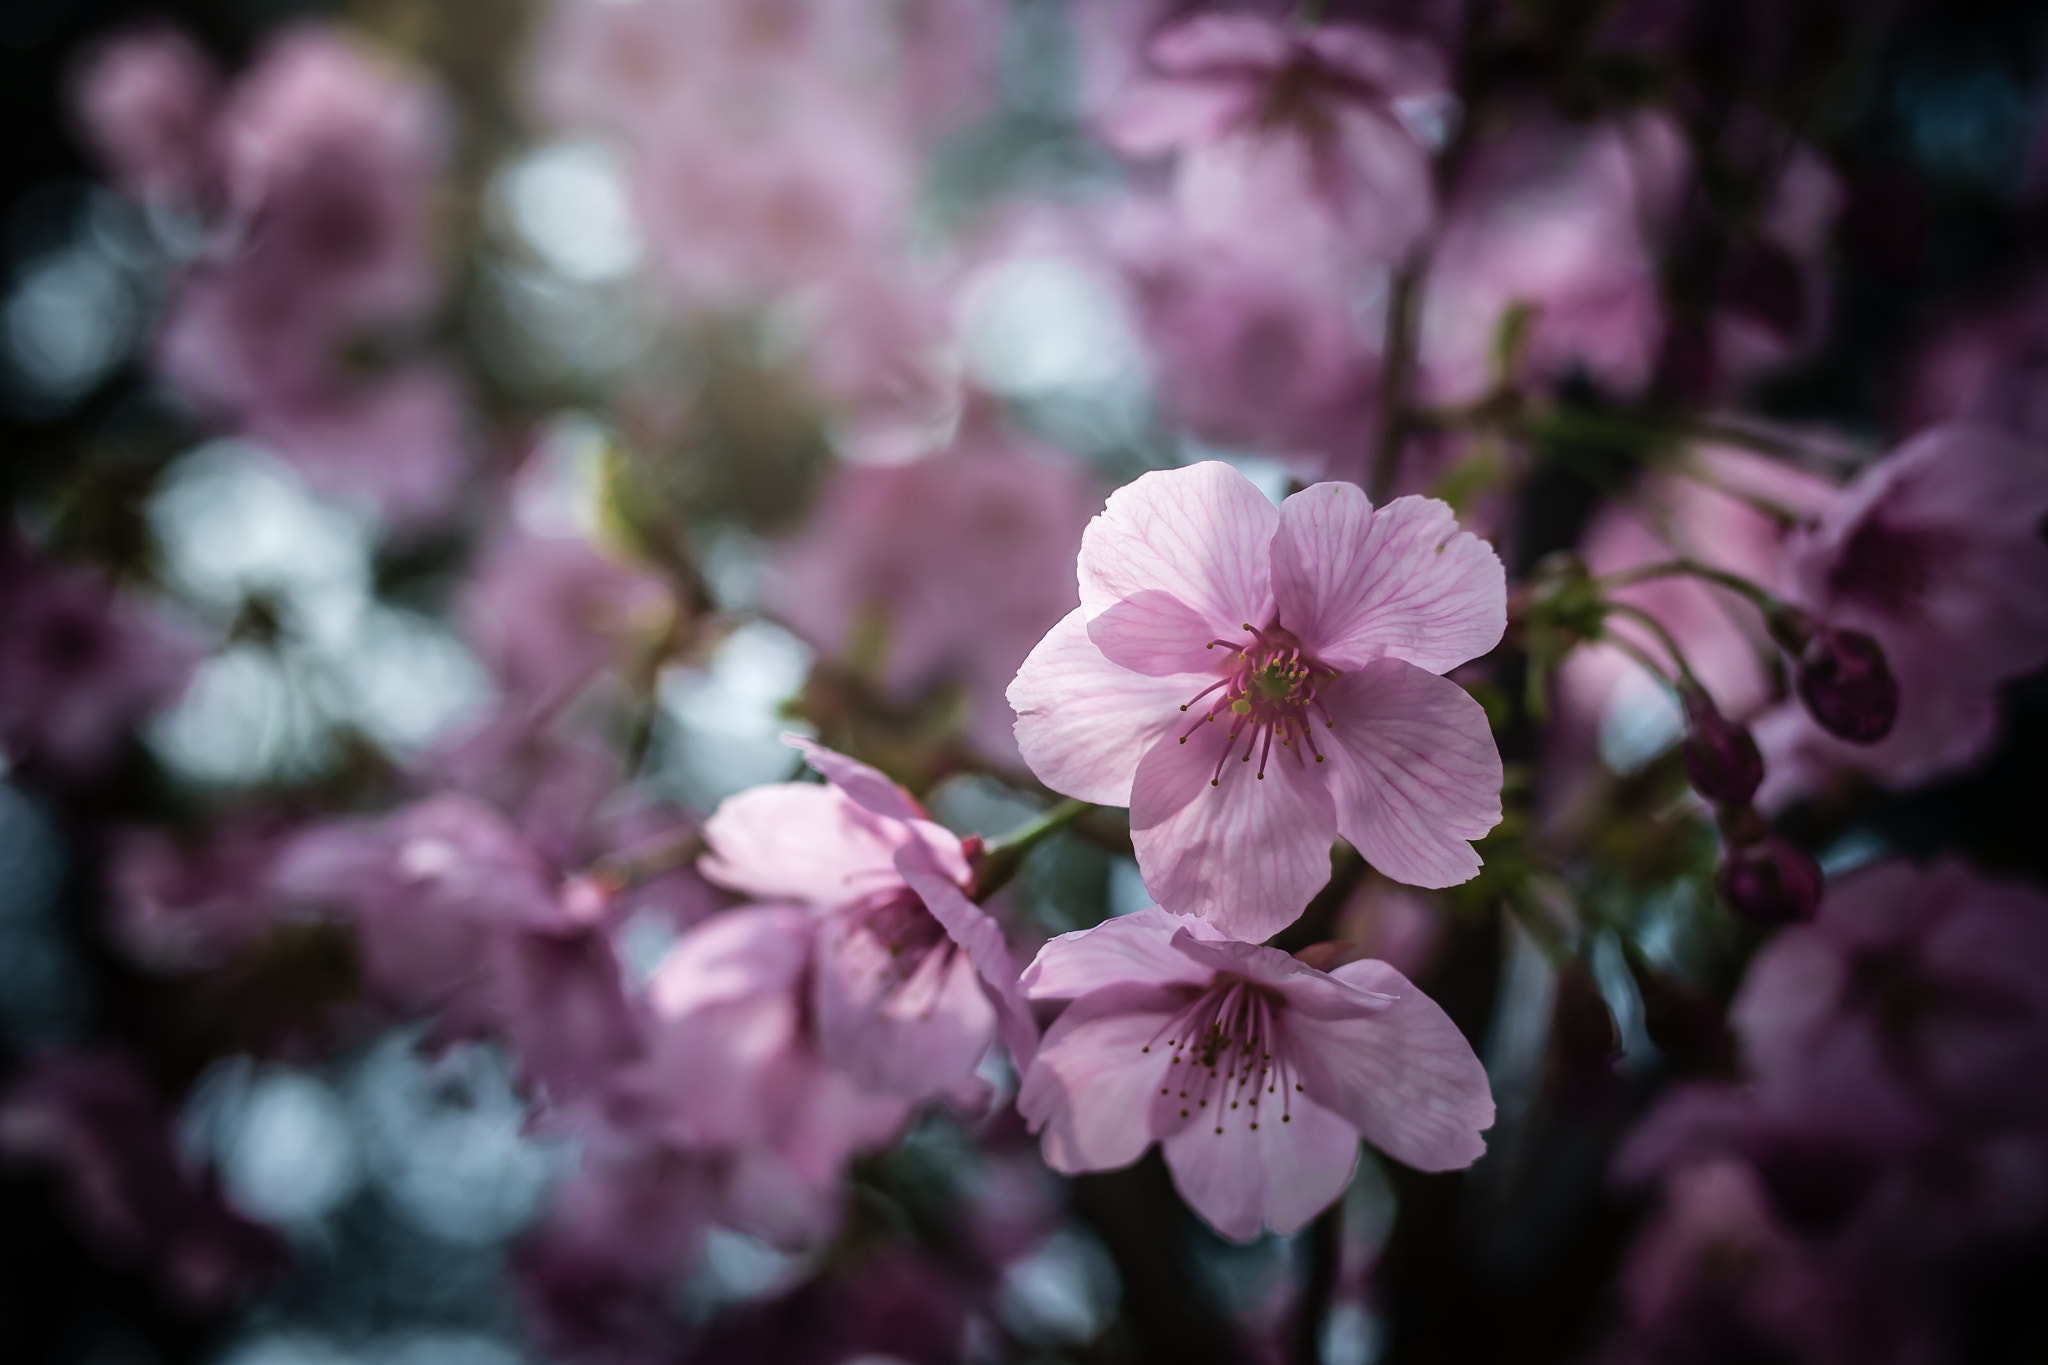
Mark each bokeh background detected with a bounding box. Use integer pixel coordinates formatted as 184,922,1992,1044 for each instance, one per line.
4,1,2048,1363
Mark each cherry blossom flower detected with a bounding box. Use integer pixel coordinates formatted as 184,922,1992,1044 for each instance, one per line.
1756,424,2048,799
698,737,1038,1099
1016,907,1492,1240
1010,461,1505,938
1102,12,1448,273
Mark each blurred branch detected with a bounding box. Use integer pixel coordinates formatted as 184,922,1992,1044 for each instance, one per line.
1369,257,1427,505
1291,1203,1346,1365
973,797,1096,901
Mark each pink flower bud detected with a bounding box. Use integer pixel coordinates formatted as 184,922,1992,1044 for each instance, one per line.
1794,628,1898,743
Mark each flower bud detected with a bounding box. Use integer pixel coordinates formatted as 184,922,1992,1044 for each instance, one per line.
1717,834,1824,927
1677,685,1763,806
1794,628,1897,743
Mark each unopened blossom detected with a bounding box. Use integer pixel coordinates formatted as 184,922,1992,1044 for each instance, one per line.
699,736,1038,1099
1756,423,2048,799
1102,12,1448,273
1017,908,1492,1241
1010,461,1505,938
767,441,1098,765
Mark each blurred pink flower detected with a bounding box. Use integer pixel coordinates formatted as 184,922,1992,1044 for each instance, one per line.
1902,277,2048,444
1757,424,2048,798
0,540,196,782
70,24,219,205
147,27,462,527
1102,13,1447,273
1016,906,1492,1240
1420,111,1684,404
458,528,670,712
698,736,1039,1098
0,1051,284,1309
1108,203,1381,480
624,903,915,1248
1010,462,1505,937
109,819,298,971
767,439,1099,765
1735,858,2048,1150
274,794,637,1103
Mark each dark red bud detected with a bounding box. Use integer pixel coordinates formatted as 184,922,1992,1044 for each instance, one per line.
1794,629,1898,743
1678,686,1764,806
1717,834,1824,927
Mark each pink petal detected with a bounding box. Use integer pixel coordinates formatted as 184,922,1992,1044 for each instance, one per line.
1167,929,1395,1020
1287,958,1493,1172
1148,13,1296,75
1017,983,1190,1173
895,842,1040,1074
785,733,923,824
646,904,812,1016
1088,590,1230,676
1160,1088,1360,1241
1077,462,1278,636
1022,906,1225,1001
785,734,974,886
813,910,996,1099
1272,487,1505,672
1010,607,1212,806
1320,660,1501,889
698,783,903,906
1100,80,1242,157
1129,719,1337,940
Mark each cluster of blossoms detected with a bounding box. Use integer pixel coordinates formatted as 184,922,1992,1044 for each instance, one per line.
4,0,2048,1362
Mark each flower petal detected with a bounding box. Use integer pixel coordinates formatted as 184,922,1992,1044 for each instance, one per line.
1022,906,1225,1001
1160,1088,1360,1241
698,783,904,906
1010,607,1211,806
896,842,1040,1074
1271,487,1505,672
1018,983,1192,1174
786,734,973,886
1078,462,1278,635
1286,958,1492,1172
1088,589,1233,677
1320,660,1501,889
1129,718,1337,940
813,910,996,1100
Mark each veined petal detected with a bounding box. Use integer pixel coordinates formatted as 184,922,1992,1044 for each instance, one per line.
1018,983,1193,1173
1011,607,1210,806
1129,719,1337,940
1287,958,1493,1172
1089,589,1232,677
1161,1088,1360,1241
1022,906,1224,1001
1077,462,1278,635
699,783,904,906
895,843,1040,1074
1320,660,1502,890
1272,487,1505,672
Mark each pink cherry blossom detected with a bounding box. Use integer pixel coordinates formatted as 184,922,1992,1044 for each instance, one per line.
1016,907,1492,1240
69,24,219,206
765,439,1099,765
698,737,1038,1098
1102,12,1448,273
1010,461,1505,938
1756,424,2048,799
